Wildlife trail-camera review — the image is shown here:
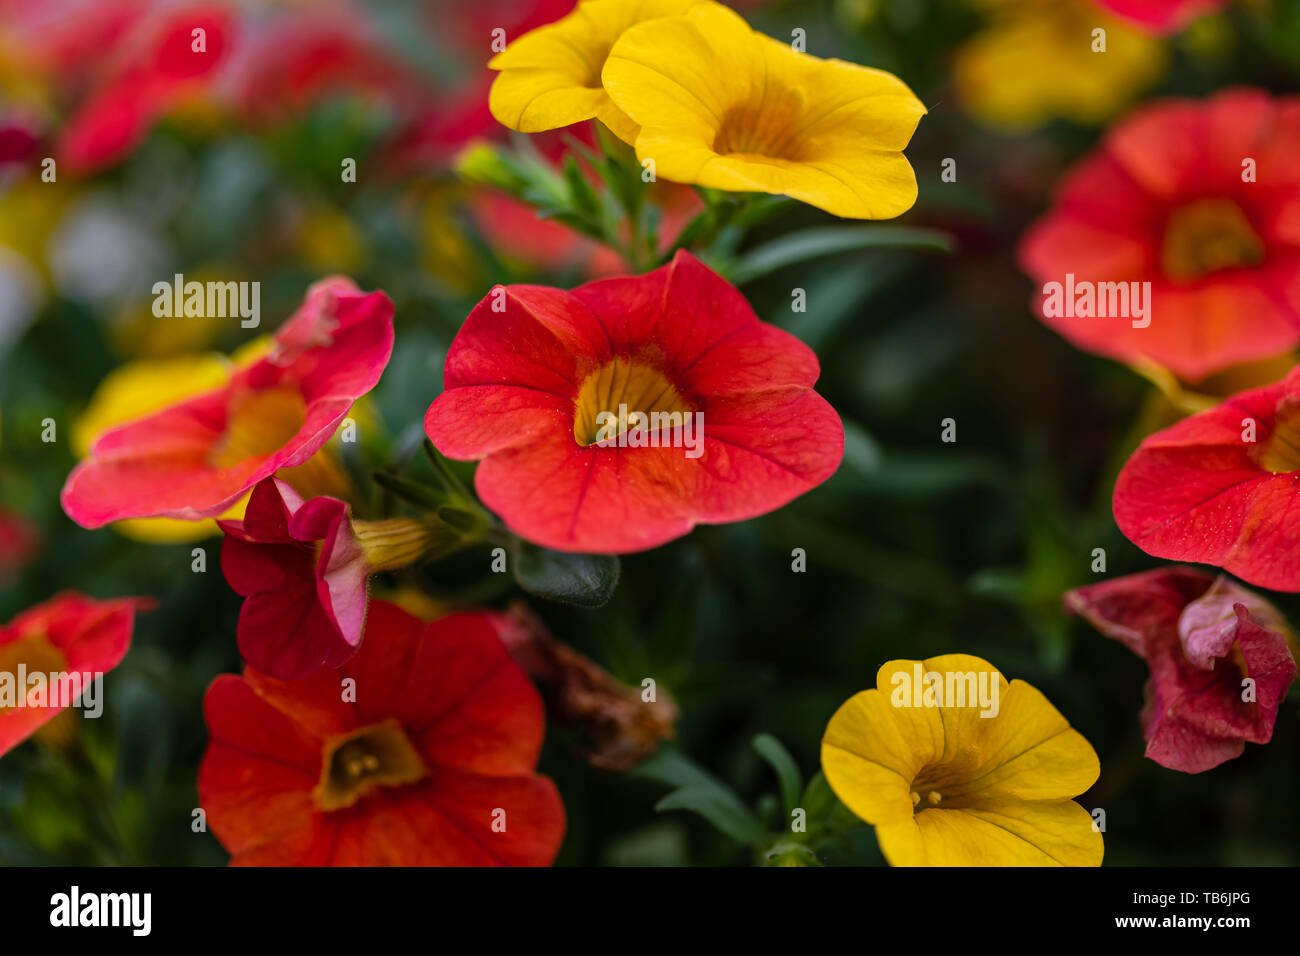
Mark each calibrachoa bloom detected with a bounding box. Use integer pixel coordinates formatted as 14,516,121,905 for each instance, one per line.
1094,0,1228,34
198,600,565,865
61,277,393,528
1020,88,1300,381
220,478,453,680
821,655,1102,866
1067,567,1297,773
0,592,142,758
602,2,925,219
488,0,699,145
1113,365,1300,590
954,0,1162,130
424,250,843,554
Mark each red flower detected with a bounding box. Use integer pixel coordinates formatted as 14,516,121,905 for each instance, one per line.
1113,364,1300,590
0,592,143,758
219,479,366,680
198,600,565,865
1092,0,1227,34
227,6,424,125
1066,567,1296,772
57,2,237,173
424,250,843,553
1019,88,1300,381
61,277,393,528
220,479,449,680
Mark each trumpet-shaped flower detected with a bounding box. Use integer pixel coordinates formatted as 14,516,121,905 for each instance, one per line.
198,600,565,865
1020,88,1300,382
61,277,393,528
601,2,925,219
821,654,1103,866
424,250,843,554
1066,567,1297,772
219,479,451,680
1113,365,1300,590
488,0,699,145
1,592,143,758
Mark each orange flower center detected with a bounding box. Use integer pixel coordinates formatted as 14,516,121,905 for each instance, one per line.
713,86,810,162
1161,199,1265,283
573,357,692,446
210,385,307,469
0,635,68,717
314,718,427,812
1257,396,1300,474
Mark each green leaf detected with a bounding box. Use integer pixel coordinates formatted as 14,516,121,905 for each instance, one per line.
752,733,803,816
654,787,767,848
726,225,955,285
801,771,836,820
372,472,450,511
510,540,620,607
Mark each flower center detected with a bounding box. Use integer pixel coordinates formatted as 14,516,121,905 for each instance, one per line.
0,636,68,716
1160,199,1265,283
210,384,307,469
1256,395,1300,474
713,86,810,162
314,718,427,812
572,357,692,446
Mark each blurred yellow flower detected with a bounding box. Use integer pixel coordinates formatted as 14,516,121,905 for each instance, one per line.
954,0,1164,129
821,654,1103,866
488,0,700,145
603,3,925,219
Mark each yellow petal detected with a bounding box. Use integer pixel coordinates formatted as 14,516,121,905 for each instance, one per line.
878,801,1103,867
488,0,699,142
603,3,925,218
822,685,941,826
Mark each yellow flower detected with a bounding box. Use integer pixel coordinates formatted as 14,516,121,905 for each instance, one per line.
602,3,925,219
821,654,1103,866
488,0,700,145
954,0,1164,130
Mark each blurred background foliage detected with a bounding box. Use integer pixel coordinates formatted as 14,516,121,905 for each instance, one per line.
1,0,1299,865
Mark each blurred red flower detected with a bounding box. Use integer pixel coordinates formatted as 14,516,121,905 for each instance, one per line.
57,1,237,172
226,6,426,125
198,600,565,865
424,250,843,553
1019,88,1300,381
1092,0,1227,34
0,509,39,581
61,277,393,528
1113,364,1300,590
0,592,144,758
1067,566,1296,772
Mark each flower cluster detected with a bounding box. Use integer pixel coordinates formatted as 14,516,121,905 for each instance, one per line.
5,0,1295,874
